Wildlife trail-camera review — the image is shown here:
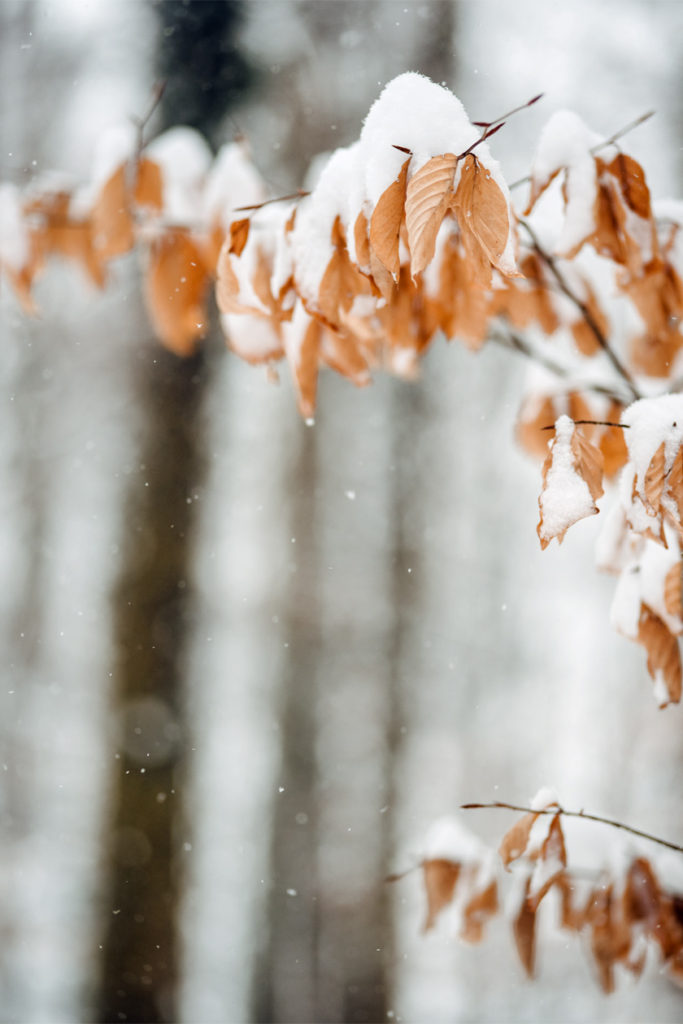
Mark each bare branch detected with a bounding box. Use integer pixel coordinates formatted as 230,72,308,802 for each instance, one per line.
473,92,543,131
461,801,683,855
233,190,310,214
519,220,641,401
541,419,630,430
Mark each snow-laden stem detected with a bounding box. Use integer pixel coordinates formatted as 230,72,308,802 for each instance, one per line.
462,801,683,855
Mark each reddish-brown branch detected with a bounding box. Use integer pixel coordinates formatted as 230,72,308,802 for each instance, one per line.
462,801,683,855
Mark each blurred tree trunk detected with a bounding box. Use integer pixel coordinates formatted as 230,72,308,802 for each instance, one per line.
254,6,457,1022
97,4,252,1021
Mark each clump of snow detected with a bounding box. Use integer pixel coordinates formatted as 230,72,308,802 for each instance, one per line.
622,394,683,480
290,144,361,305
146,126,213,225
221,312,281,363
204,140,266,230
90,123,137,188
423,816,489,865
538,415,597,543
360,72,477,206
530,785,560,811
530,110,602,256
0,183,30,270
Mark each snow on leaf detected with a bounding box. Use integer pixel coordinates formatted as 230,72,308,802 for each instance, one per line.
537,415,604,549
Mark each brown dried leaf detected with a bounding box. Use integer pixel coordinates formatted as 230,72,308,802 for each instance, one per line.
144,228,209,356
422,859,460,931
643,441,667,515
318,217,374,326
599,404,629,478
405,153,457,277
452,154,514,275
499,813,536,868
228,217,251,258
513,883,537,977
584,883,631,994
664,562,683,622
91,164,136,260
370,157,410,278
133,157,164,211
667,446,683,526
460,879,499,944
557,874,585,932
637,604,682,705
607,153,651,220
571,428,605,504
353,209,371,270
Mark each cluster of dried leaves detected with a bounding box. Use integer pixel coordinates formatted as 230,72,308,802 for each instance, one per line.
421,798,683,993
0,130,264,356
3,74,683,703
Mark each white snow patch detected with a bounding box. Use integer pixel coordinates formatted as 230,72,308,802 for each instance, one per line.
538,415,597,543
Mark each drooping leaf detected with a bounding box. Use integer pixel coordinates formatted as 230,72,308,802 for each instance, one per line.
405,153,457,277
369,157,410,278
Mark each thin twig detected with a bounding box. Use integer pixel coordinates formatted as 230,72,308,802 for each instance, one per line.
541,419,630,430
233,190,310,213
592,110,655,155
519,219,641,401
132,80,167,155
459,121,505,159
509,109,655,191
473,92,543,131
461,801,683,855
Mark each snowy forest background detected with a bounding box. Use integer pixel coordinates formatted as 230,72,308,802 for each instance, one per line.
1,1,683,1021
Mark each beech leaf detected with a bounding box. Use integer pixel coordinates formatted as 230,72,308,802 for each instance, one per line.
369,157,410,278
405,153,457,277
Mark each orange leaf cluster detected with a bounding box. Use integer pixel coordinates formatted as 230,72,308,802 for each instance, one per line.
216,135,520,414
423,801,683,991
1,133,266,357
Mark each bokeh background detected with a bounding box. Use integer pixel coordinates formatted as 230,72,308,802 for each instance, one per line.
1,1,683,1021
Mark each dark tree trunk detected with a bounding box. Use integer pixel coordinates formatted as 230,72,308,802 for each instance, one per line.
97,4,252,1020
